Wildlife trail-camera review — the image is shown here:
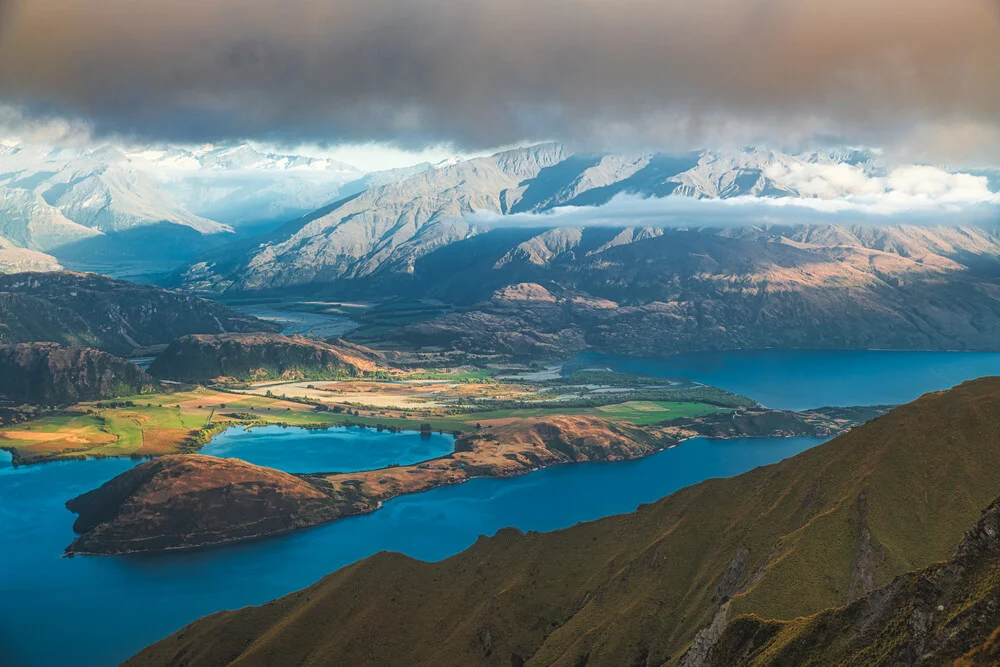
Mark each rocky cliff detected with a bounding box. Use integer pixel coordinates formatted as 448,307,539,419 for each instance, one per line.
0,271,279,356
147,333,381,382
0,343,158,405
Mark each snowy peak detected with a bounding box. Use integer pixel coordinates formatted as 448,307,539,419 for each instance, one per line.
0,147,231,243
130,142,362,175
174,142,1000,294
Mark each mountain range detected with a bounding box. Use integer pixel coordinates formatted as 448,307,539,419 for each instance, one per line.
149,144,1000,358
170,143,1000,294
5,140,1000,358
0,139,433,273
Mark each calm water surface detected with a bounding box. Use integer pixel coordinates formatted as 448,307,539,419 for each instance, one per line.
573,350,1000,410
201,424,455,472
0,435,821,667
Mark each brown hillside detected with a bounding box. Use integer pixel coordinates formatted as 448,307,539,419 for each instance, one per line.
147,332,380,382
65,455,351,555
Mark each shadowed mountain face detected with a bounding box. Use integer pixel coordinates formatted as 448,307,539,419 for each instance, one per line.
0,272,279,356
347,224,1000,358
0,343,158,406
147,333,380,382
125,377,1000,667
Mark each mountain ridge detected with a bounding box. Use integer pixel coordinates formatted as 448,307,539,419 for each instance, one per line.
170,143,1000,295
0,342,158,406
0,271,279,356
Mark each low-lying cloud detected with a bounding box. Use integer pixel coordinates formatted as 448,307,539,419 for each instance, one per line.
468,167,1000,229
0,0,998,157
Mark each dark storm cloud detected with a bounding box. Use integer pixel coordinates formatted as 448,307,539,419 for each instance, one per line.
0,0,998,151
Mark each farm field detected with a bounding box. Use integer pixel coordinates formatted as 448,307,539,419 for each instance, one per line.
0,368,745,464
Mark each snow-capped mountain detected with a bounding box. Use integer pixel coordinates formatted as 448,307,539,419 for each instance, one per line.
0,137,463,273
128,142,361,175
0,142,230,241
181,142,981,293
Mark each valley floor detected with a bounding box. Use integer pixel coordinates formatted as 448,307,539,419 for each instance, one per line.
0,365,748,465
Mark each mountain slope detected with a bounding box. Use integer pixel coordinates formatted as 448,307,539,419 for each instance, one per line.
147,333,380,382
0,343,158,405
0,242,62,273
707,495,1000,666
0,272,279,355
126,377,1000,667
363,224,1000,358
176,143,572,291
0,188,100,251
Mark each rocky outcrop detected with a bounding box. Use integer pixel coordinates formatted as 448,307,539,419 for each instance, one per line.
147,333,381,382
0,271,279,355
703,495,1000,666
65,455,359,555
0,343,158,405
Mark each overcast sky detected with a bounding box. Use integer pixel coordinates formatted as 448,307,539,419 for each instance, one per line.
0,0,998,165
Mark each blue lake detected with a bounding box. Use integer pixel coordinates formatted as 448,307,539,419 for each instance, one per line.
573,349,1000,410
201,424,455,472
0,435,823,667
5,349,1000,666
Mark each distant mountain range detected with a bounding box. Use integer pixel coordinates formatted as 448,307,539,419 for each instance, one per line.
0,139,434,273
0,272,278,356
170,143,1000,293
3,140,997,281
144,143,1000,357
5,141,1000,357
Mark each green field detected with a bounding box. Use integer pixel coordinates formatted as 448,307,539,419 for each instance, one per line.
0,380,733,464
594,401,727,424
0,405,210,462
456,401,727,425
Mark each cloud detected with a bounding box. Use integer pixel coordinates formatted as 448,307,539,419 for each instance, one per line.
467,167,1000,229
0,104,94,146
0,0,998,154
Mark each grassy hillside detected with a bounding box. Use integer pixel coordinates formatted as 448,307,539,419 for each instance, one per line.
0,271,277,356
147,333,380,382
126,377,1000,667
708,494,1000,666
